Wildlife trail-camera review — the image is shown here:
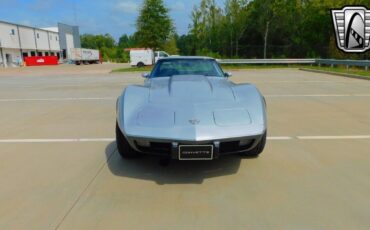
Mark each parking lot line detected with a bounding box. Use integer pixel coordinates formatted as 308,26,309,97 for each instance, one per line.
0,138,115,143
267,136,293,140
265,94,370,97
0,97,116,102
0,136,369,143
297,135,370,140
256,80,354,83
1,94,369,102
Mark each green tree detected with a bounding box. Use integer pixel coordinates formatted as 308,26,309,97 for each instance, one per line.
118,34,137,49
163,35,179,54
136,0,174,50
189,0,223,56
177,34,195,55
224,0,249,57
248,0,286,59
81,34,116,49
189,5,204,53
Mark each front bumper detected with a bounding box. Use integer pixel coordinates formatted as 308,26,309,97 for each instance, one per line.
128,134,264,159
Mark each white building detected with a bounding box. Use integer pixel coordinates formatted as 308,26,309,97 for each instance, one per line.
0,20,81,67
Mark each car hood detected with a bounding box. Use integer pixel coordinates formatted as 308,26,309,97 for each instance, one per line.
119,75,267,140
135,75,251,129
148,75,235,103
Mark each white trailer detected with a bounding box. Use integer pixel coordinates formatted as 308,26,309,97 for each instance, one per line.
129,49,170,67
70,48,100,65
130,49,154,67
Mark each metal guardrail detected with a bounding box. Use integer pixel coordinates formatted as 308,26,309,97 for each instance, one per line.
316,59,370,67
218,59,316,64
217,58,370,70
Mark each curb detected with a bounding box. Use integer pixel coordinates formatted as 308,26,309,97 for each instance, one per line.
299,68,370,81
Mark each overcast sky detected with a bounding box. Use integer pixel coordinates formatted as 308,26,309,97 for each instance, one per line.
0,0,224,40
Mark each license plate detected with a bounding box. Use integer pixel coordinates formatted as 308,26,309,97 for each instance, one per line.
178,145,213,160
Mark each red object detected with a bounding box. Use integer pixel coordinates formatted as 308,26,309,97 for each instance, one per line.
24,56,59,66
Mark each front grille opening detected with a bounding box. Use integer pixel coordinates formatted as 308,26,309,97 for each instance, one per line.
135,139,255,155
135,141,172,154
219,141,240,153
150,142,172,153
219,140,254,153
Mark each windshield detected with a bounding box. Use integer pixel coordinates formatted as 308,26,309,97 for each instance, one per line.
150,59,224,78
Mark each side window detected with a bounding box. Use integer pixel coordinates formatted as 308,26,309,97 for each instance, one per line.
159,52,167,57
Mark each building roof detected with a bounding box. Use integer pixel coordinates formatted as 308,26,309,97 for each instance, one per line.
41,27,59,33
0,20,59,34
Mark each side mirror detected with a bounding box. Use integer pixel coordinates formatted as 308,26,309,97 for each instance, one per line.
224,72,232,78
142,72,150,78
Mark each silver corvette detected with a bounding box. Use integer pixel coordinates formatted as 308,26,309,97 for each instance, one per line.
116,57,267,160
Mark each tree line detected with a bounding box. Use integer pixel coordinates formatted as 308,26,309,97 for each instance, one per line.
81,0,370,62
81,0,178,62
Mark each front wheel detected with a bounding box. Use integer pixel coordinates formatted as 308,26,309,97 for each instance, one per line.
116,122,138,159
137,62,144,67
241,132,266,158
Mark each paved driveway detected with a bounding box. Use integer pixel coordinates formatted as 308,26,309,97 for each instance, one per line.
0,68,369,229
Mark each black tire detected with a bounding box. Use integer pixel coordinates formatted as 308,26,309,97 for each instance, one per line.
241,131,267,157
137,62,144,67
116,122,137,158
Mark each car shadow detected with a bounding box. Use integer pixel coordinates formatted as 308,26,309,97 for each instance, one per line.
105,142,242,185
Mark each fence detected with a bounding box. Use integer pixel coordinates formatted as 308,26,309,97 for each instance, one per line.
316,59,370,70
218,59,370,70
219,59,316,64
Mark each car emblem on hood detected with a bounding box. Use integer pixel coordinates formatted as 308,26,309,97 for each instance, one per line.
189,119,200,125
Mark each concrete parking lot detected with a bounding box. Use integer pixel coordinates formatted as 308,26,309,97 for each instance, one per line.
0,65,369,230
